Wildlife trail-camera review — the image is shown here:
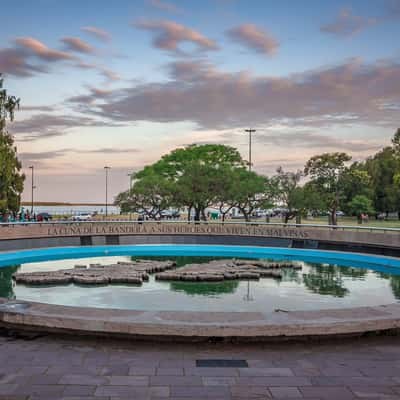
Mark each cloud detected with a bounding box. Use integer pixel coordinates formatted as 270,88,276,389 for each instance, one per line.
15,37,76,61
1,36,118,79
10,113,123,141
20,150,67,161
135,20,218,54
61,37,94,54
0,47,46,77
148,0,183,14
100,67,120,81
81,26,111,42
321,8,377,37
68,86,114,105
73,147,140,154
20,105,55,112
227,24,278,55
79,58,400,130
20,147,139,161
255,131,382,152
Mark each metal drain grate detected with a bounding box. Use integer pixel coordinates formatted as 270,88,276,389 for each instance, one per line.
196,359,248,368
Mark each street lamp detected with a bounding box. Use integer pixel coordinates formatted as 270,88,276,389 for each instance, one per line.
127,173,133,191
244,129,256,171
104,166,111,217
28,166,35,214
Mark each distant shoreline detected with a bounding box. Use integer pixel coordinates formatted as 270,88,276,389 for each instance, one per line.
21,202,107,207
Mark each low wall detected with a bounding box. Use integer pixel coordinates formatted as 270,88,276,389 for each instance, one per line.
0,222,399,256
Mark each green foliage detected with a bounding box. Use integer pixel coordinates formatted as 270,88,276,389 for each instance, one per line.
115,166,174,219
117,144,269,221
228,169,272,221
339,164,372,215
272,167,302,222
0,74,25,217
364,146,400,215
302,264,349,297
349,195,374,217
304,152,352,224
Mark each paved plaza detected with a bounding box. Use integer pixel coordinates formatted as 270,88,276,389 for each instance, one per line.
0,334,400,399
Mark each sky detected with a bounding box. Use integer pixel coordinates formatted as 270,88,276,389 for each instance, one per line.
1,0,400,203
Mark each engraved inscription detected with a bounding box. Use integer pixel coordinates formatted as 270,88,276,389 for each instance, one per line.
46,223,309,239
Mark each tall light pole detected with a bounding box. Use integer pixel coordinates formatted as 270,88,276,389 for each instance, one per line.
104,166,111,217
29,166,35,214
127,173,133,191
244,129,256,171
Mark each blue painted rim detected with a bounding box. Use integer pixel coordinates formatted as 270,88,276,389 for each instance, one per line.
1,245,400,274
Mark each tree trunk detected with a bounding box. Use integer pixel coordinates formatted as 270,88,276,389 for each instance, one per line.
331,210,337,225
284,213,289,224
241,208,250,222
201,209,207,221
194,208,201,222
187,206,192,221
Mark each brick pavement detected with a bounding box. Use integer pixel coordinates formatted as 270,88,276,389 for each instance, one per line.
0,334,400,399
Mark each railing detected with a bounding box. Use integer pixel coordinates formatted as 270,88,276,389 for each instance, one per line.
0,219,399,234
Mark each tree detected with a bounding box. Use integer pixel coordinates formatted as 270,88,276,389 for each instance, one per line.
364,146,400,217
0,74,24,219
339,163,372,215
153,144,247,221
229,169,273,222
349,195,374,222
391,128,400,152
304,152,351,225
115,166,173,219
272,167,302,223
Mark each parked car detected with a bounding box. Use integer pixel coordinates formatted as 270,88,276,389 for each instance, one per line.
160,210,180,219
70,213,92,221
36,212,52,221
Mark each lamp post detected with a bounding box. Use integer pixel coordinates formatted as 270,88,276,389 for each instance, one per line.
28,166,35,214
127,173,133,191
104,166,111,217
244,129,256,171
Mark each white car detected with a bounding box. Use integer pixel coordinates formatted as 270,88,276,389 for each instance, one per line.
70,213,92,221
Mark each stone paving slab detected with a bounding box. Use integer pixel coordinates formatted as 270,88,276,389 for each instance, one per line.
0,334,400,399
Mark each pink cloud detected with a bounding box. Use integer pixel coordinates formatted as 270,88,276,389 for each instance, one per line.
0,47,46,77
81,26,111,42
61,37,94,54
135,20,218,53
78,58,400,130
321,8,377,37
15,37,75,61
227,24,279,55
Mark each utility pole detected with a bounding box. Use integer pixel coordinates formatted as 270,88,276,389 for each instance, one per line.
104,166,111,217
244,129,256,171
29,166,35,214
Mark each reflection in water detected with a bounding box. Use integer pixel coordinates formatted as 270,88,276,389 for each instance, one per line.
377,272,400,299
302,264,349,297
131,255,222,268
390,276,400,299
1,256,400,312
170,280,239,296
0,265,19,299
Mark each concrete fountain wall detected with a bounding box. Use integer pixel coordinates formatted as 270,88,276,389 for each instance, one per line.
1,221,400,341
0,221,399,256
